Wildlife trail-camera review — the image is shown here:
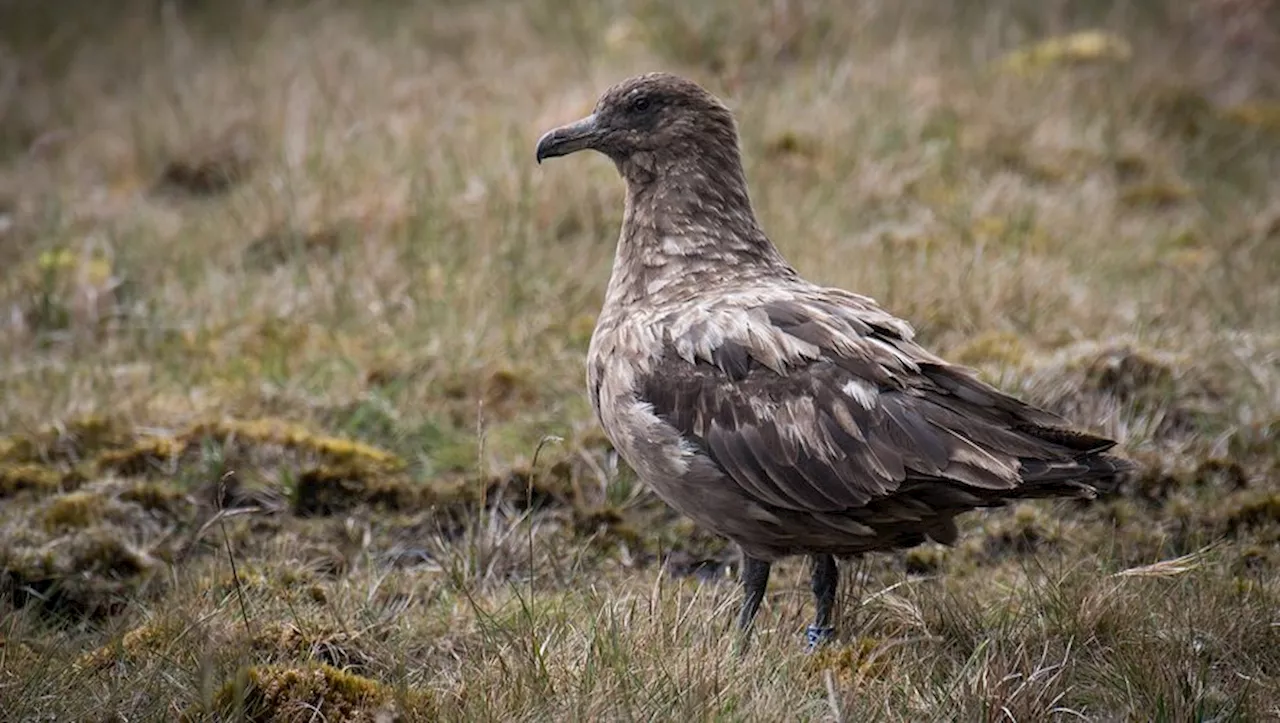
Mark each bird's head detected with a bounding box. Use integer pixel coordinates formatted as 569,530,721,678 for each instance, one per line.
535,73,740,184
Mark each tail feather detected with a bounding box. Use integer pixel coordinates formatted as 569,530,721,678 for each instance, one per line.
1014,451,1136,500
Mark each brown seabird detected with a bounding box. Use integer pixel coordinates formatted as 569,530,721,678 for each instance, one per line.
535,73,1133,647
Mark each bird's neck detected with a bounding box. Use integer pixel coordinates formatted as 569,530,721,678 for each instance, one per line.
602,165,797,309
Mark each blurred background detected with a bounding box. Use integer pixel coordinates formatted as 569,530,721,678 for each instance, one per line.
0,1,1277,720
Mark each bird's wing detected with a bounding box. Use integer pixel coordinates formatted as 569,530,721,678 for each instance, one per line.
637,289,1118,513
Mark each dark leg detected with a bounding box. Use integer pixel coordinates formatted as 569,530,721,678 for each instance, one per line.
736,555,772,633
807,553,839,650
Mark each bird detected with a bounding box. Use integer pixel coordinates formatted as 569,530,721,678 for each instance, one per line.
534,72,1133,649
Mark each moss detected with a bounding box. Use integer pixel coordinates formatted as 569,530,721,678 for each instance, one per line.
94,436,184,477
805,636,892,684
292,466,421,517
189,418,405,473
249,622,312,657
0,463,70,498
194,664,430,722
195,564,276,599
74,618,185,672
292,467,371,517
246,622,374,672
117,481,189,515
0,416,132,465
4,417,410,492
291,455,579,520
42,491,105,531
289,452,587,520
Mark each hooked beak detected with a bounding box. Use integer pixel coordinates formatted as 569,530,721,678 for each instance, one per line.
535,114,601,164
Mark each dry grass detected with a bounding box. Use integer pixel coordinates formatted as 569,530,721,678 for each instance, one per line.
2,0,1279,720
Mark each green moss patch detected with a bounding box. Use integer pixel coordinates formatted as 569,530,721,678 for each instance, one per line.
0,416,133,466
0,463,79,498
292,465,422,517
194,664,430,723
73,616,190,673
245,622,376,673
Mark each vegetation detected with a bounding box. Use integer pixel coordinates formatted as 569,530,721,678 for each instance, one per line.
1,0,1278,719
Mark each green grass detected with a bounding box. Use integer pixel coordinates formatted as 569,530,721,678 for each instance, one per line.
1,0,1279,720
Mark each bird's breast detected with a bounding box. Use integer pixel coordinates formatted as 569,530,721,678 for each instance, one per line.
587,315,697,492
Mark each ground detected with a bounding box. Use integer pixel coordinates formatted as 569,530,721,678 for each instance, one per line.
1,1,1278,721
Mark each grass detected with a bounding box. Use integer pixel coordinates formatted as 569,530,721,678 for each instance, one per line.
1,0,1279,720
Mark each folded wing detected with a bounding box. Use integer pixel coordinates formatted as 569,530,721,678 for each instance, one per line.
638,292,1128,516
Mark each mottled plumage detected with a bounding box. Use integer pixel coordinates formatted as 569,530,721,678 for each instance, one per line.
535,73,1133,646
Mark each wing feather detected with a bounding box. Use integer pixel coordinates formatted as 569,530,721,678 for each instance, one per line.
707,424,801,509
636,291,1128,516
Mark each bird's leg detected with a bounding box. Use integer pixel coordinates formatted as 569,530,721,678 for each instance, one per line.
736,554,772,636
806,553,839,650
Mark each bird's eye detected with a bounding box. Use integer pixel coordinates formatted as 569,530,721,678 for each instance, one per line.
630,96,651,113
